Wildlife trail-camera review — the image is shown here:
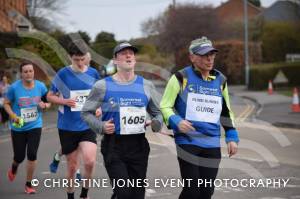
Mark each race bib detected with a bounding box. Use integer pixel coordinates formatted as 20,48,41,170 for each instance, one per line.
119,106,146,135
70,90,91,111
185,93,222,124
20,107,38,122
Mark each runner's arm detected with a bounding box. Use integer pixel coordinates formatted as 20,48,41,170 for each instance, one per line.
47,73,68,106
221,82,239,143
81,80,106,134
3,98,17,120
160,75,182,131
144,80,164,132
46,91,66,106
40,83,51,109
3,86,18,120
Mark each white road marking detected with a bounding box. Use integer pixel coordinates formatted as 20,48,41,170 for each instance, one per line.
215,187,232,193
146,189,156,194
259,197,287,199
145,188,172,197
41,171,51,175
222,155,264,163
149,153,168,159
286,184,300,188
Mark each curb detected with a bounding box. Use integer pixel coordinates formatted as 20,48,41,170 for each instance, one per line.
235,94,300,130
272,122,300,129
238,95,263,118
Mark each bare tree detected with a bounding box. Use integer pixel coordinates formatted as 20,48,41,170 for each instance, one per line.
142,3,220,54
27,0,68,32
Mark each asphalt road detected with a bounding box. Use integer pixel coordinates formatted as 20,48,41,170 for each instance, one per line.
0,90,299,199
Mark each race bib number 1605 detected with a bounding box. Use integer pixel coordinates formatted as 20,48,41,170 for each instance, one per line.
120,106,146,135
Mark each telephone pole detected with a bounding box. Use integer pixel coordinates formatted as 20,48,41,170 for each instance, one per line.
244,0,250,87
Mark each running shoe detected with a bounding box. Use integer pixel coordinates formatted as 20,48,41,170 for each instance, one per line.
76,170,82,181
49,160,59,173
25,185,36,194
7,169,16,182
49,153,60,173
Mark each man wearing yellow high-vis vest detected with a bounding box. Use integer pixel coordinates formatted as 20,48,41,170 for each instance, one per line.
160,36,239,199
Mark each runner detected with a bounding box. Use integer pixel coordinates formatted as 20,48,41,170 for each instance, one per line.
160,37,239,199
4,61,50,194
48,52,101,182
47,42,100,199
81,42,163,199
0,75,10,126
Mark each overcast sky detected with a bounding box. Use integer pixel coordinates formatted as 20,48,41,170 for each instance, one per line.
55,0,277,41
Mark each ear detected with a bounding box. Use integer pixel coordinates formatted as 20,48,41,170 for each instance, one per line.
189,54,195,63
112,57,118,65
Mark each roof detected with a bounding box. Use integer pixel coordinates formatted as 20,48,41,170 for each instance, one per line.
262,0,300,22
215,0,262,23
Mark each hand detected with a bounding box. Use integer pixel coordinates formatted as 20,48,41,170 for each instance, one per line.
10,113,19,123
12,116,24,128
227,141,238,157
63,99,76,108
103,119,115,134
95,108,102,117
145,120,151,128
38,101,46,109
178,120,195,133
12,116,21,124
45,103,51,109
151,119,161,132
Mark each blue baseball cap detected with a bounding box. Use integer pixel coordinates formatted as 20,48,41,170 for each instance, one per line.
113,42,138,56
189,37,218,55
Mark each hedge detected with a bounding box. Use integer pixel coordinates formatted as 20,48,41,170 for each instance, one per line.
249,62,300,90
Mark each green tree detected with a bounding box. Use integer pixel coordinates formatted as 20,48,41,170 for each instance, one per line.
92,42,116,59
92,31,117,59
77,31,91,45
19,37,64,71
95,31,116,43
49,29,66,40
139,44,157,58
262,22,300,62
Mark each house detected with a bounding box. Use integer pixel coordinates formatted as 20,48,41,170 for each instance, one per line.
261,0,300,22
215,0,262,24
0,1,50,82
0,0,32,32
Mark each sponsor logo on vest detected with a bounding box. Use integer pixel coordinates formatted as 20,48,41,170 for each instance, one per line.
108,97,116,107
